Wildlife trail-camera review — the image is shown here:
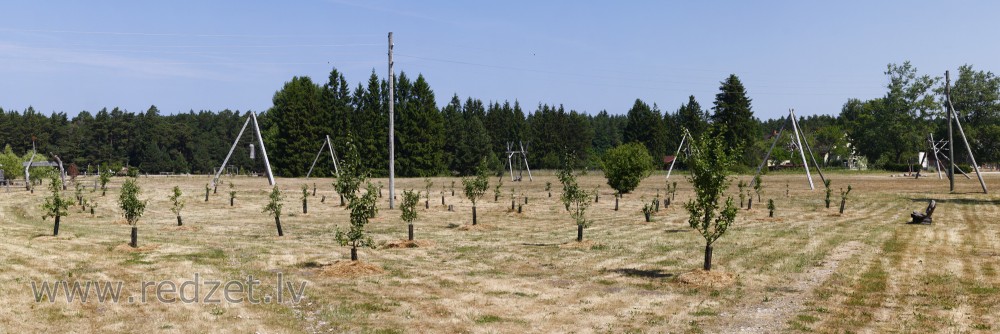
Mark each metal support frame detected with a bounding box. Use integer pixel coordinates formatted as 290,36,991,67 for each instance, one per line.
212,111,275,188
502,141,532,182
944,70,988,194
751,109,824,190
666,128,692,179
306,135,340,179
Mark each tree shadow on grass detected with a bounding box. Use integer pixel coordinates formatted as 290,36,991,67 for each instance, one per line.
604,268,674,279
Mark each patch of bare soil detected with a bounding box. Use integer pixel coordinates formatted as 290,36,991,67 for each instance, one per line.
31,234,75,241
559,240,600,249
677,269,736,288
384,239,435,248
316,260,386,278
113,243,159,252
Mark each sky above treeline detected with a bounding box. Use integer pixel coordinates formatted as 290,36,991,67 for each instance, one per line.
1,1,998,120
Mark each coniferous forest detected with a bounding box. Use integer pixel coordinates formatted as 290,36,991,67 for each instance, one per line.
2,62,999,178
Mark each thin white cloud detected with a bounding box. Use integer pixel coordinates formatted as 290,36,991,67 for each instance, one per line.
0,42,214,79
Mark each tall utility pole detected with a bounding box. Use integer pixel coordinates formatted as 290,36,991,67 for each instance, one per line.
388,32,395,209
946,70,954,192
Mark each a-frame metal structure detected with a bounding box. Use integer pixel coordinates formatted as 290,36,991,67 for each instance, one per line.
666,128,694,179
212,111,275,188
306,135,340,179
503,141,532,182
751,109,826,190
942,71,988,194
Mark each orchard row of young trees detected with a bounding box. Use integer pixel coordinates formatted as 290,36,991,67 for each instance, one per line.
3,61,1000,178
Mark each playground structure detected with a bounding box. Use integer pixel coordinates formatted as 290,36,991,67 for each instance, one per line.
502,141,532,182
212,111,275,188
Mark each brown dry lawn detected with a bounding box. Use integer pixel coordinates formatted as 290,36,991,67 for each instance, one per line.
1,171,999,333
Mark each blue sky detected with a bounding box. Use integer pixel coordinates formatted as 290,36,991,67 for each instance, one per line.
1,1,998,120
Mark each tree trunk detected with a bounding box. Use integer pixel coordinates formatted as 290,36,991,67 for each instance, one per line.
595,194,599,203
703,244,713,271
351,246,358,261
517,205,522,213
655,200,659,212
524,197,528,204
442,196,445,205
130,226,138,248
302,199,307,214
339,194,344,206
548,191,551,198
312,186,316,196
769,210,774,217
644,212,650,222
230,197,234,206
408,224,414,241
451,190,454,196
53,215,60,236
78,197,82,206
101,189,105,196
511,200,515,211
90,207,94,216
577,224,583,242
275,216,284,236
825,200,830,209
614,196,619,211
747,198,753,210
177,215,183,226
205,188,209,202
839,198,846,214
472,206,478,225
425,200,429,209
321,195,326,203
213,184,218,194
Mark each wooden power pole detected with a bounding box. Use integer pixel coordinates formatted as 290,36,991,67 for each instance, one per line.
388,32,395,209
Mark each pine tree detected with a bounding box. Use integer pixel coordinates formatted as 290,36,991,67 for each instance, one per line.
395,73,446,177
270,76,325,176
624,99,666,162
711,75,759,164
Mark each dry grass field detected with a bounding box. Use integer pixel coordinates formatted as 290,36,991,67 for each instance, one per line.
2,170,1000,333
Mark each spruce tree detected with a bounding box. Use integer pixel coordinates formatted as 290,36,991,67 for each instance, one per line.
711,74,759,164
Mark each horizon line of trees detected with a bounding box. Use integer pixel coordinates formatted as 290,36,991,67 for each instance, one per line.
2,61,999,178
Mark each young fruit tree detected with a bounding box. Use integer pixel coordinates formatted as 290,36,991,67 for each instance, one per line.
204,183,210,202
558,161,593,242
401,189,420,241
424,178,434,208
336,182,378,261
767,199,775,217
228,182,236,206
823,179,833,209
263,187,284,236
684,131,738,271
99,168,111,196
462,158,490,226
301,184,309,214
118,178,147,248
752,174,763,202
642,199,655,222
839,185,853,214
737,179,748,209
169,186,185,226
602,142,654,210
42,175,71,236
